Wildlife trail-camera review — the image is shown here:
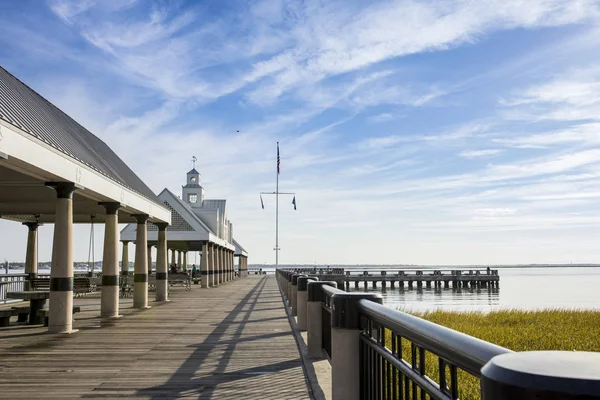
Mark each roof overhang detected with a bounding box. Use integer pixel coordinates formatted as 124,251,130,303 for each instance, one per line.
0,122,171,224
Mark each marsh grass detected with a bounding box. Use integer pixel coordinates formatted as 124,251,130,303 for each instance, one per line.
383,309,600,399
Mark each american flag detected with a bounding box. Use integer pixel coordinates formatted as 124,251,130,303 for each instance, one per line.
277,142,280,175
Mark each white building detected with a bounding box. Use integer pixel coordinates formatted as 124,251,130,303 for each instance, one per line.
120,168,249,285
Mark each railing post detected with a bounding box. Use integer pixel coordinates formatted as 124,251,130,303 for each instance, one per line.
481,351,600,399
291,274,303,316
306,281,337,358
330,292,383,400
286,272,293,307
297,276,316,330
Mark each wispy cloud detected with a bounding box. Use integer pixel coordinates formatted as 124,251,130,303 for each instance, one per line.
368,113,395,123
1,0,600,264
460,149,504,158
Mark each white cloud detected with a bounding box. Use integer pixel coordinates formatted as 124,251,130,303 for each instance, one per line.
368,113,395,123
501,65,600,122
49,0,96,24
47,0,600,106
459,149,504,158
474,208,516,216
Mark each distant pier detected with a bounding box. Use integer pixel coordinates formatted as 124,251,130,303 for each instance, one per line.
281,268,500,291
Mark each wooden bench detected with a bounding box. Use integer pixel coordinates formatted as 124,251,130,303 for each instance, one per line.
39,306,81,327
168,274,191,291
31,277,95,297
73,277,94,297
11,306,30,323
120,276,133,298
30,278,50,291
0,309,15,327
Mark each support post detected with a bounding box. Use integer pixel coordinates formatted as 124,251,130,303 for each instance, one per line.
23,221,40,291
296,276,314,330
201,242,210,288
330,292,383,400
183,251,187,272
223,249,228,282
215,246,223,285
46,182,78,334
177,250,182,270
132,214,149,309
121,241,130,276
220,248,225,283
210,244,217,286
291,274,303,317
99,202,121,318
147,245,153,276
306,281,337,358
155,223,168,301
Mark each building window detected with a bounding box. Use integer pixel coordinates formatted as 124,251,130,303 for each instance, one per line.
188,193,198,203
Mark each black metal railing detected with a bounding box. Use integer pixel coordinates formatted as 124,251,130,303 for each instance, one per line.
0,274,27,303
357,300,511,399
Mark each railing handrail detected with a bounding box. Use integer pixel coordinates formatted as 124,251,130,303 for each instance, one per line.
321,285,345,298
357,299,512,376
0,273,29,278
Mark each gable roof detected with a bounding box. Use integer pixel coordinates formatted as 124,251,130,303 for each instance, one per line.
0,66,160,203
157,188,216,235
233,238,248,256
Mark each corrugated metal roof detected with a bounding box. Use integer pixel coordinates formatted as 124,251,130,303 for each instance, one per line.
0,66,161,203
233,238,247,254
202,199,226,211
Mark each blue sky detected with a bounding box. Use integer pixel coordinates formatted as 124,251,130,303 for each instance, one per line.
1,0,600,265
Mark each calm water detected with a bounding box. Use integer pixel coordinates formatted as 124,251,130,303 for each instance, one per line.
4,266,600,311
343,267,600,312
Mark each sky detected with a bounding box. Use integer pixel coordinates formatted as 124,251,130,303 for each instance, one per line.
1,0,600,265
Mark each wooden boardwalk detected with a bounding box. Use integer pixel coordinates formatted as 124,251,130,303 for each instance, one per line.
0,275,311,399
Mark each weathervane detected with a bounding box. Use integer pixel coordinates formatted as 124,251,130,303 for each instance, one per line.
191,156,197,169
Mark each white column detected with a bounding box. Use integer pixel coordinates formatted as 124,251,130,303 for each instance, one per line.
147,245,153,275
121,241,130,276
133,214,149,309
210,244,217,286
201,243,210,288
155,223,168,301
47,182,77,334
100,202,121,318
23,222,40,291
225,250,229,282
218,247,223,284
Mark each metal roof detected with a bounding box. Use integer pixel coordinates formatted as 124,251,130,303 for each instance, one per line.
233,238,248,256
202,199,227,211
0,66,161,203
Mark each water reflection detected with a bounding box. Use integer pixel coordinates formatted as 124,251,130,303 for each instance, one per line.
346,267,600,312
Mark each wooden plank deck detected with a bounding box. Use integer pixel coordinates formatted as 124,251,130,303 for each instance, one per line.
0,275,311,399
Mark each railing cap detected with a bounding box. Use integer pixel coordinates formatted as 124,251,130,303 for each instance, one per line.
291,273,305,285
331,293,383,329
481,351,600,398
307,281,337,301
297,276,317,291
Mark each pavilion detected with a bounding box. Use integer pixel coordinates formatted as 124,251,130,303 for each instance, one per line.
120,168,248,288
0,66,171,333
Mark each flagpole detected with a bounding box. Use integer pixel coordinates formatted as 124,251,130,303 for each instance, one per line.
275,142,279,270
